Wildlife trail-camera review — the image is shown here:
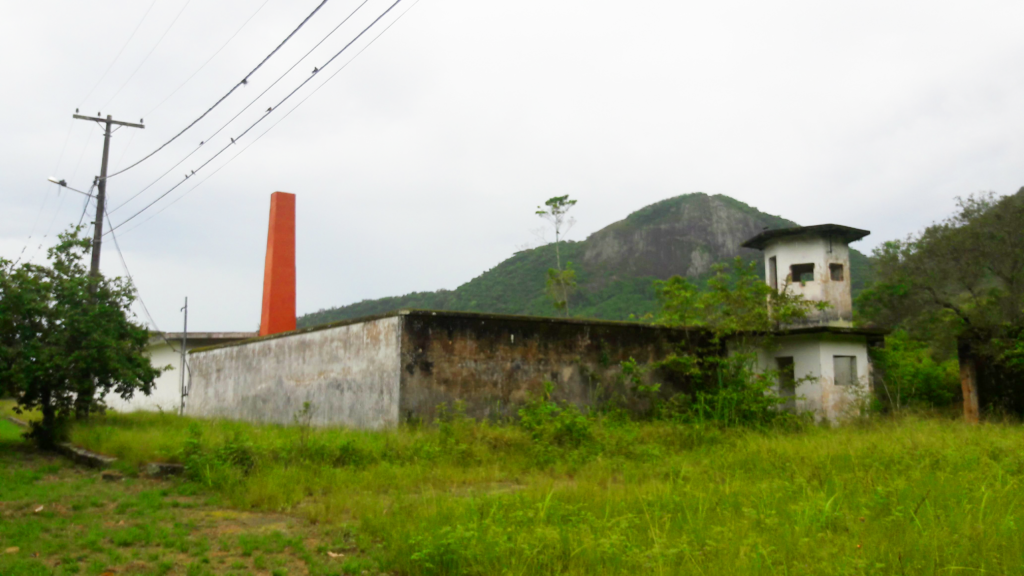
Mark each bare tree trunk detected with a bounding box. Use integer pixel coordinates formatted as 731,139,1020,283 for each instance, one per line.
958,340,980,424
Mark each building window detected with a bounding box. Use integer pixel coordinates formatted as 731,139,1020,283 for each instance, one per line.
777,357,795,409
833,356,857,386
790,263,814,283
829,263,844,281
769,256,778,290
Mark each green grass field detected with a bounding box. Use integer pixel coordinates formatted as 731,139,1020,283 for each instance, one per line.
3,401,1024,575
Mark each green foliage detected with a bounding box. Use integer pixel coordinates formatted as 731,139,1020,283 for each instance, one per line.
544,261,577,314
537,195,578,316
0,228,160,447
640,257,826,426
857,189,1024,355
655,257,829,337
517,382,594,464
871,331,961,410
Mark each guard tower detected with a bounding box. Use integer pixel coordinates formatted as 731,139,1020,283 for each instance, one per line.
741,224,869,327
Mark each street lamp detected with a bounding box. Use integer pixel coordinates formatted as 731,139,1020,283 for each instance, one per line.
45,177,91,198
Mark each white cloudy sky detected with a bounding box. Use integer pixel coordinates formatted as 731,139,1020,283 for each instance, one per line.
2,0,1022,331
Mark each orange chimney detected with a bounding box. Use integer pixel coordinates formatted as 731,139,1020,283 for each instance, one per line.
259,192,296,336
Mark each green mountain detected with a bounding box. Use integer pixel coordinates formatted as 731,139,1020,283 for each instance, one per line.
299,193,873,327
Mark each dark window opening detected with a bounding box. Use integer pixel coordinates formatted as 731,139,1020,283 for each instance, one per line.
769,256,778,290
790,263,815,283
834,356,857,386
829,263,844,281
777,357,796,410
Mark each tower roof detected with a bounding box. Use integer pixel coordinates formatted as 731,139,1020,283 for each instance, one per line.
741,224,870,250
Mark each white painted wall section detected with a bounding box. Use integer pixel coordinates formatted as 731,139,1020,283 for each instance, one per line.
185,317,402,429
763,235,853,325
103,338,182,413
750,333,870,421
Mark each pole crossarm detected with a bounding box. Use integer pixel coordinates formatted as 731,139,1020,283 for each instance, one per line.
72,113,144,277
72,114,145,129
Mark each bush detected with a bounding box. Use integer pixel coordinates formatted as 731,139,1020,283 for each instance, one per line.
872,330,960,410
517,382,594,464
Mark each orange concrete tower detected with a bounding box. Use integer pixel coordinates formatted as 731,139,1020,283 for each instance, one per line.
259,192,296,336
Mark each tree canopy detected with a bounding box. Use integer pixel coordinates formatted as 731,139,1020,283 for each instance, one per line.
857,190,1024,357
0,229,160,446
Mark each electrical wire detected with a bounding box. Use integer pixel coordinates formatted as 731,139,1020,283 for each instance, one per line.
101,0,194,111
76,182,98,228
111,0,371,214
105,204,194,401
107,0,405,235
105,206,160,330
105,0,332,180
115,0,422,237
79,0,161,107
12,120,78,266
144,0,274,119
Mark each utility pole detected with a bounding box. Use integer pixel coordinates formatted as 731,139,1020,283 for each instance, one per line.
72,113,144,276
179,297,188,416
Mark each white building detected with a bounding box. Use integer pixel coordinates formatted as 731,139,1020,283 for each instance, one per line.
741,225,884,421
104,332,256,413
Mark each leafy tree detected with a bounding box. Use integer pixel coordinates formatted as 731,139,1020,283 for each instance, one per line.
857,189,1024,413
870,330,960,410
858,190,1024,356
648,258,827,425
0,229,160,447
536,195,577,316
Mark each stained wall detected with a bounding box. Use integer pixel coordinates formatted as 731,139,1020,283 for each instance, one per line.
398,311,708,421
186,316,401,429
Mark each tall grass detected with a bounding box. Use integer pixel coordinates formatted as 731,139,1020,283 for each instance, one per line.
58,409,1024,574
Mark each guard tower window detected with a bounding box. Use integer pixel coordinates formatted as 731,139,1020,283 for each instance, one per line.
833,356,857,386
769,257,778,289
777,357,796,410
829,263,844,281
790,263,815,283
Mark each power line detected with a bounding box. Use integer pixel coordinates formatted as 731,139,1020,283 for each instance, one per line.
13,120,78,265
107,0,406,235
77,181,98,228
78,0,160,107
105,205,161,332
111,0,371,214
17,123,100,266
105,207,189,381
115,0,422,237
144,0,275,119
105,0,332,181
101,0,194,111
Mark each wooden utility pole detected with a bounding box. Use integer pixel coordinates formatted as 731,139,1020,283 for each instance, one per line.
72,114,144,276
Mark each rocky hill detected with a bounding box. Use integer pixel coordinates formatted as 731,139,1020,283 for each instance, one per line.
299,193,873,327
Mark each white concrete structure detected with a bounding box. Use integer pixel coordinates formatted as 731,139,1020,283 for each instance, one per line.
741,224,882,421
185,317,402,430
104,332,256,413
743,224,870,326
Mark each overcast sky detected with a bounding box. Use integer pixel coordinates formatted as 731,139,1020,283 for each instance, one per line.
2,0,1022,331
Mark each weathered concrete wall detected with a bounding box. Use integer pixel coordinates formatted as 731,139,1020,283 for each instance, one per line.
186,316,401,429
398,311,708,422
763,235,853,325
751,333,871,421
106,335,254,413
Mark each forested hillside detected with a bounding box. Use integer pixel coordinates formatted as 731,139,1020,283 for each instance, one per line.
299,193,873,328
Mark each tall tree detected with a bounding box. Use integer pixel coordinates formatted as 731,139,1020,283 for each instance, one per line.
857,190,1024,356
536,195,577,317
0,229,160,447
857,189,1024,414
